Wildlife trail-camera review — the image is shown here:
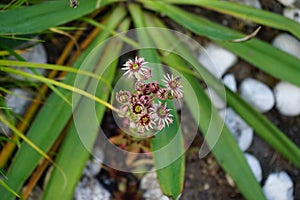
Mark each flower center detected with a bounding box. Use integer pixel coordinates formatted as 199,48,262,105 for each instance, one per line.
169,80,178,89
133,103,143,114
131,63,140,71
158,107,167,118
120,94,128,102
140,114,151,125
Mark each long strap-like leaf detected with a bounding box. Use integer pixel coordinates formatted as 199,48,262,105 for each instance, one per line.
163,0,300,40
129,4,185,199
0,0,119,35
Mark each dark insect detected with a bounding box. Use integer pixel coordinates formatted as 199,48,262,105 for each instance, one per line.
70,0,79,8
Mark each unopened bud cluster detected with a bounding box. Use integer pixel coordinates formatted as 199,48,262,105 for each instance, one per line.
116,57,183,136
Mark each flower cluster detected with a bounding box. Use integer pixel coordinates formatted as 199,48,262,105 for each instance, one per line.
116,57,183,136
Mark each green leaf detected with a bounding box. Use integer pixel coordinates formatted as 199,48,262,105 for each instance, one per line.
163,0,300,39
0,0,118,35
0,60,110,85
143,15,266,200
0,179,24,200
0,7,127,200
0,115,52,163
141,1,238,41
129,4,185,199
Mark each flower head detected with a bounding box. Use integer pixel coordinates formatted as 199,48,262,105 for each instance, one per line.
136,68,152,81
122,57,151,80
157,88,168,100
135,81,146,92
143,83,152,95
163,74,183,99
132,102,145,115
149,81,160,93
130,93,141,104
139,95,151,107
137,114,155,132
116,90,131,104
150,102,173,130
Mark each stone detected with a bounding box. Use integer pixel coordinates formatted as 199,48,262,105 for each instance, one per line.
223,73,237,92
274,81,300,116
277,0,297,7
219,108,253,151
205,87,226,110
283,8,300,24
272,33,300,59
198,44,238,79
140,171,169,200
5,88,34,116
82,160,101,178
74,176,111,200
240,78,275,113
83,146,104,177
0,88,34,135
263,171,294,200
227,0,262,9
9,43,47,82
244,153,262,182
27,186,43,200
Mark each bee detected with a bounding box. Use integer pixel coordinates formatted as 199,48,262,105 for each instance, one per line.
70,0,79,8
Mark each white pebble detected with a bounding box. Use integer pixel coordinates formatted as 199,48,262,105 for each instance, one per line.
140,171,169,200
92,146,104,163
205,87,226,110
263,171,294,200
283,8,300,23
27,186,43,200
272,33,300,59
74,177,111,200
244,153,262,182
23,43,47,64
240,78,275,113
227,0,261,9
10,43,47,82
198,44,237,79
219,108,253,151
0,88,34,136
82,146,104,177
223,73,237,92
277,0,296,7
82,160,101,178
5,88,34,116
274,81,300,116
